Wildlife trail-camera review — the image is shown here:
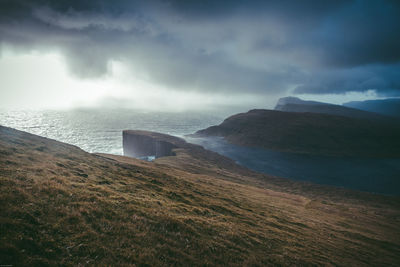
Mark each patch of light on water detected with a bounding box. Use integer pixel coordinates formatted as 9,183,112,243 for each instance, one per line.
0,109,224,154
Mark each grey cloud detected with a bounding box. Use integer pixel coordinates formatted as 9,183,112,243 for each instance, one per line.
0,0,399,96
293,64,400,97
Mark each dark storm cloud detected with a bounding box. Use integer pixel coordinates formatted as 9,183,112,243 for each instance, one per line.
0,0,399,96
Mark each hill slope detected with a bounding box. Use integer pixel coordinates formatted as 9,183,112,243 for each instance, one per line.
195,109,400,157
1,125,400,265
344,98,400,118
275,96,386,120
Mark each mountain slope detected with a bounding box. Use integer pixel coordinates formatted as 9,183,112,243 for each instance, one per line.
275,96,386,120
1,125,400,266
195,109,400,157
344,98,400,117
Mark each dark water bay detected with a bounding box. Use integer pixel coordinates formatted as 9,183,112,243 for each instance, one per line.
186,136,400,196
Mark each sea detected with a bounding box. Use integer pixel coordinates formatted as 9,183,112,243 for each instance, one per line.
1,109,399,195
0,109,224,154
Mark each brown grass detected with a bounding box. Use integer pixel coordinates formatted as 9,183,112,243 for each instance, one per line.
1,125,400,266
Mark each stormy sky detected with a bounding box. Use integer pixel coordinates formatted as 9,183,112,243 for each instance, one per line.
0,0,399,111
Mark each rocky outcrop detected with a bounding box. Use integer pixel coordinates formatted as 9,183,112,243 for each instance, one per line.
123,130,248,174
123,130,184,159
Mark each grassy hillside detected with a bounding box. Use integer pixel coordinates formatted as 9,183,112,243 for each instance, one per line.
1,125,400,266
195,109,400,157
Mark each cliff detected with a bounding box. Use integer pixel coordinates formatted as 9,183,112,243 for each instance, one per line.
122,130,252,177
123,130,181,159
195,109,400,157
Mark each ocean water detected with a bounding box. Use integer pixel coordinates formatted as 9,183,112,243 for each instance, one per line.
0,109,224,154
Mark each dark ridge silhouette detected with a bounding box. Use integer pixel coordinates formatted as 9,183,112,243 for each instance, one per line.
195,109,400,157
275,96,387,120
344,98,400,118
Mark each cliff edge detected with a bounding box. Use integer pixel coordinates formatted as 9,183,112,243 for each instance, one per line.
123,130,182,159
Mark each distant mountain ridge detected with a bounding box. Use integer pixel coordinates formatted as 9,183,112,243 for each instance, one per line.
344,98,400,118
275,96,386,120
195,109,400,157
275,96,330,107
